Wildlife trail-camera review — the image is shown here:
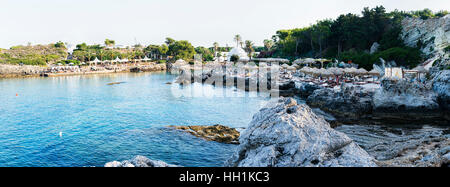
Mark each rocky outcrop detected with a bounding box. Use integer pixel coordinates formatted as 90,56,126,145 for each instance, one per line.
306,85,373,123
372,79,442,123
296,82,321,99
129,64,166,72
401,15,449,57
432,70,450,112
226,98,377,167
105,155,179,167
0,64,45,77
377,135,450,167
169,124,240,144
306,80,448,124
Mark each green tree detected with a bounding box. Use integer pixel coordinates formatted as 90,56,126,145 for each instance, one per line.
104,39,115,47
244,40,255,60
169,40,196,60
234,35,242,47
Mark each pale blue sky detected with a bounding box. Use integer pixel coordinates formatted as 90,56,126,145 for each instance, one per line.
0,0,448,48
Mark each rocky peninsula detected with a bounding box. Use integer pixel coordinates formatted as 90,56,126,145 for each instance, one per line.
168,124,240,144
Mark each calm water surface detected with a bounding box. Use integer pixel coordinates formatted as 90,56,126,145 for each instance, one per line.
0,72,269,167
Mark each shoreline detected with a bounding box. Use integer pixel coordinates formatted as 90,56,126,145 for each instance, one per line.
0,63,167,79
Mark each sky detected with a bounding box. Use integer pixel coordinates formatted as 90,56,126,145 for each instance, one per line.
0,0,449,48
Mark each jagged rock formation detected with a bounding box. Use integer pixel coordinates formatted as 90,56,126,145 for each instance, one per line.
401,15,450,69
432,70,450,112
296,82,321,99
169,124,240,144
105,155,179,167
226,98,377,167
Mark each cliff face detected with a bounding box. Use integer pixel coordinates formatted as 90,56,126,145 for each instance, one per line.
401,15,449,58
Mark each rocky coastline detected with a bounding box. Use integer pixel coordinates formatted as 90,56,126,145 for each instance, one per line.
168,124,240,144
0,63,166,78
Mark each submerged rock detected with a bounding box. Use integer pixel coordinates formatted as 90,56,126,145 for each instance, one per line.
105,155,179,167
169,124,240,144
226,98,377,167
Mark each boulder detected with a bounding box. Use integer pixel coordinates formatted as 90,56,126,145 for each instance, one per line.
170,124,240,144
226,98,377,167
105,155,179,167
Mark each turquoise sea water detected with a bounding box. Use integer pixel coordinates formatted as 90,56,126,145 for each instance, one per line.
0,72,269,167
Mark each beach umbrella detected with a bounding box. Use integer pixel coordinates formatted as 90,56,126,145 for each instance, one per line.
345,67,358,75
281,64,290,69
328,67,344,75
357,68,368,75
304,58,315,65
320,68,333,77
368,69,380,75
287,65,297,71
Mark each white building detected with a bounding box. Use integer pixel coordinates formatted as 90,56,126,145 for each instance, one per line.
227,46,249,62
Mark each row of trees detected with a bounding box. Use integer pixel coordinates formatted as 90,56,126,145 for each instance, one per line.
261,6,448,69
71,38,199,62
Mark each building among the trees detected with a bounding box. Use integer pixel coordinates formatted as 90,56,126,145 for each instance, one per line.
227,46,249,62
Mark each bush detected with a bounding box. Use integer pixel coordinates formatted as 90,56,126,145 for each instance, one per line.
445,45,450,53
339,47,423,70
374,47,422,68
157,60,167,64
230,55,240,62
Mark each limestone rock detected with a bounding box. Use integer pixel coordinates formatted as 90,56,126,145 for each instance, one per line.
105,155,179,167
432,70,450,111
226,98,377,167
401,15,450,57
170,124,240,144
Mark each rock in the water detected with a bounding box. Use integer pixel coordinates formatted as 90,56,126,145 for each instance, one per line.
170,124,240,144
226,98,377,167
105,155,179,167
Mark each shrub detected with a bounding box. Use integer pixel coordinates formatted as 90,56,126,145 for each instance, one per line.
230,55,240,62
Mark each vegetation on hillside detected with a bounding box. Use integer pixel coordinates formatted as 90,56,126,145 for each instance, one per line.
0,43,67,65
260,6,448,69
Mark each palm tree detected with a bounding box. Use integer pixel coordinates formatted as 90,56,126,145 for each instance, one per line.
234,35,242,47
244,40,254,60
213,42,219,57
263,39,274,51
